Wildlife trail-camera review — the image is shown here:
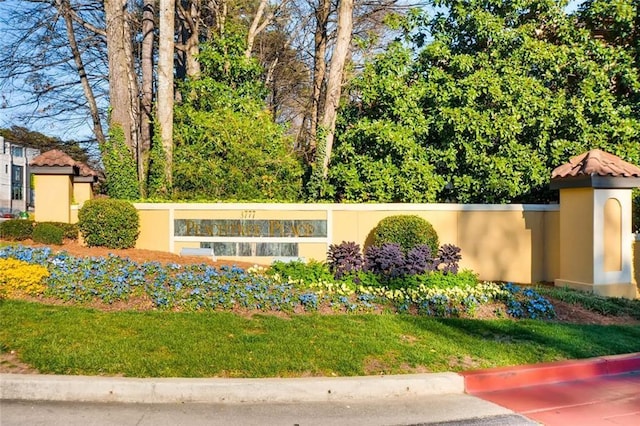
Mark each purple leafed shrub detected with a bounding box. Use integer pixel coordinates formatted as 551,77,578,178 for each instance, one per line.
404,244,438,275
327,241,364,279
438,244,462,274
364,243,405,278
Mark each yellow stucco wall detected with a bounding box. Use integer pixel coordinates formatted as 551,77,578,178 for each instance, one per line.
558,188,594,284
34,175,72,223
73,183,93,206
174,209,326,221
543,210,561,283
331,210,458,250
129,204,561,284
332,208,550,283
136,209,170,253
456,210,548,284
27,191,634,292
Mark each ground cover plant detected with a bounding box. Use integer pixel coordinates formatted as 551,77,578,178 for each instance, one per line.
536,286,640,320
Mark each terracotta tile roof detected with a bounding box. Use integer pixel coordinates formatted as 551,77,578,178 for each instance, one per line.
30,149,98,177
551,149,640,179
29,149,76,167
76,162,97,177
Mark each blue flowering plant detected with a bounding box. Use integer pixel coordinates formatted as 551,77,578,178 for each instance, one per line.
0,245,557,320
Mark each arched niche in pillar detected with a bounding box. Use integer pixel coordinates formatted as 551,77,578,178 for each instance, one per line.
603,197,622,272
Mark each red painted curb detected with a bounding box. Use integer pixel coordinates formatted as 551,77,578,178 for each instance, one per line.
461,352,640,393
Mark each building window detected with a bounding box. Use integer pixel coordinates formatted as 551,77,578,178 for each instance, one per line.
11,146,24,157
11,165,23,200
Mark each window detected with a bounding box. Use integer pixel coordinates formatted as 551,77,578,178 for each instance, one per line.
11,165,23,200
11,146,24,157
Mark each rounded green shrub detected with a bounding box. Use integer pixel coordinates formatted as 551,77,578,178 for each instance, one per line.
78,199,140,249
0,219,34,241
32,222,64,245
371,215,439,253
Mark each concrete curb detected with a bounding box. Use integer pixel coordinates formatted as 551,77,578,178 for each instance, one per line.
0,372,464,404
4,353,640,404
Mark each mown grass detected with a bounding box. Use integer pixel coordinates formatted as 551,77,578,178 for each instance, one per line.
2,299,639,378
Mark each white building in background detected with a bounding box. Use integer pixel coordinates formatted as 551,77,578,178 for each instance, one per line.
0,136,40,214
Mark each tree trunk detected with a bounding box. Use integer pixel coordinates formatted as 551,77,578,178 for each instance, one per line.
139,0,155,196
245,0,269,58
55,0,106,148
318,0,353,177
104,0,140,158
158,0,175,191
186,1,201,77
308,0,330,157
207,0,227,38
178,0,201,78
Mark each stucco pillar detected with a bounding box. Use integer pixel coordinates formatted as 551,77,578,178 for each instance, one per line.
29,149,97,224
551,150,640,299
31,172,74,223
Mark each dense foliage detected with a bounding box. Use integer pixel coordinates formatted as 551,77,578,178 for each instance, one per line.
328,240,462,280
102,125,141,200
78,199,140,249
327,241,364,279
172,35,304,201
32,222,63,245
326,0,640,203
371,215,439,253
4,1,639,206
38,222,78,240
0,219,33,241
0,126,91,164
0,220,77,242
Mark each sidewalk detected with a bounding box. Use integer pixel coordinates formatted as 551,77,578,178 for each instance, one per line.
464,352,640,425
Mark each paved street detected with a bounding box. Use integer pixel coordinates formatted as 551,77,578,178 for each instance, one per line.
0,395,536,426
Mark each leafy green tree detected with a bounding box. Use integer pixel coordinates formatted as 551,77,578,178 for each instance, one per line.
579,0,639,67
171,33,304,201
328,0,640,203
1,126,91,164
329,42,445,202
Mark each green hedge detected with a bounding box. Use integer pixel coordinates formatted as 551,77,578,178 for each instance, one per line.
371,215,439,253
78,199,140,249
0,219,34,241
32,222,64,245
39,222,78,240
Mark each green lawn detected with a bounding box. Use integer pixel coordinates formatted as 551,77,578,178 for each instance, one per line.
2,299,639,378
